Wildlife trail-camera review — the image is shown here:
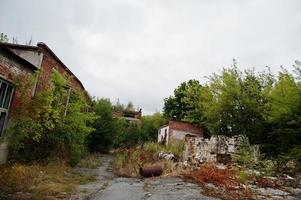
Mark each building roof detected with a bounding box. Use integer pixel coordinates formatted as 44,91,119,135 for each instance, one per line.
0,43,38,71
0,42,86,91
159,120,203,135
37,42,85,91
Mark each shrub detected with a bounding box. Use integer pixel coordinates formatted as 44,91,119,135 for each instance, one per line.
8,71,95,165
232,138,260,168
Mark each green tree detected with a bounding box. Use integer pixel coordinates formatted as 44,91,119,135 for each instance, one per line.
140,112,167,142
0,33,9,43
163,79,203,123
87,98,117,153
113,121,141,148
201,66,267,141
262,69,301,156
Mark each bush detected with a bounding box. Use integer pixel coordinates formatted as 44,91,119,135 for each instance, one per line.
8,71,95,165
232,138,260,168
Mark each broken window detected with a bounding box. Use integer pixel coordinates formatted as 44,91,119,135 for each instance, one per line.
0,79,14,137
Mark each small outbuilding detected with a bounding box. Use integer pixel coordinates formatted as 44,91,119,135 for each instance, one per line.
158,121,203,145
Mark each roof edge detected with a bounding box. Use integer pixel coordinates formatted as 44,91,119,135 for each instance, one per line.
0,42,38,50
37,42,86,91
0,45,38,71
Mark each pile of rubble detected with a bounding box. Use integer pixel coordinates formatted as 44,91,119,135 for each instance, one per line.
184,135,249,164
180,135,301,199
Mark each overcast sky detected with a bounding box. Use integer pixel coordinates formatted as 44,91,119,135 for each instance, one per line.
1,0,300,114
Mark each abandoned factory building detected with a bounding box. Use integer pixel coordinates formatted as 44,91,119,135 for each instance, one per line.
158,121,204,145
112,109,142,123
0,42,87,164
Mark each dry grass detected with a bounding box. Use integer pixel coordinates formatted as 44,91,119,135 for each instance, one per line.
182,164,256,200
114,142,185,177
0,158,97,200
183,163,241,190
76,153,101,169
114,148,148,177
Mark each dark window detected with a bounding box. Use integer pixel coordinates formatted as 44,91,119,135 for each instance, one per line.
0,79,14,137
0,112,6,134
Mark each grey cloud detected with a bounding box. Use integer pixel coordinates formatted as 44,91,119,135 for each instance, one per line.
1,0,301,114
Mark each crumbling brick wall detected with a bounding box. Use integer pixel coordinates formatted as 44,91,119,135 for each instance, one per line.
35,43,85,93
0,49,36,164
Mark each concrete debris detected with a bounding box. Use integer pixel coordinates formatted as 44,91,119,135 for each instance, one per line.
184,135,247,164
159,152,176,160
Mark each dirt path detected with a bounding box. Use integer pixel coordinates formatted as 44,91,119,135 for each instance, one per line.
70,154,218,200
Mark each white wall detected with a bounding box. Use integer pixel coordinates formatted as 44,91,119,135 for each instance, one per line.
158,126,169,144
170,130,200,142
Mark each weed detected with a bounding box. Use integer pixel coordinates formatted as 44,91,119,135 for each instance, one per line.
183,163,241,190
236,170,250,184
0,159,96,199
76,154,101,169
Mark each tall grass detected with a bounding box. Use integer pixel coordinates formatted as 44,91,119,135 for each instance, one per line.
144,141,185,160
114,141,185,177
0,160,96,199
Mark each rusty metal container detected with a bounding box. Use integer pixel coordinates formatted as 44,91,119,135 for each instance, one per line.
139,164,163,177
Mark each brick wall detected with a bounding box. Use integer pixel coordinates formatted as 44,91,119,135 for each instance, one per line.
169,121,203,136
0,49,36,164
36,44,85,93
0,50,35,113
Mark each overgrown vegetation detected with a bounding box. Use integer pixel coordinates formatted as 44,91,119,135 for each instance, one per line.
75,153,102,169
0,161,96,200
114,142,184,177
8,70,95,165
183,164,241,190
87,98,166,152
163,61,301,168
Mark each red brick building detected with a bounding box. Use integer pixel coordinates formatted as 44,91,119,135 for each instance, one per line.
158,121,203,145
0,42,87,163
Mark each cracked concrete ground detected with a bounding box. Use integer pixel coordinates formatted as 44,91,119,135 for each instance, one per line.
70,154,218,200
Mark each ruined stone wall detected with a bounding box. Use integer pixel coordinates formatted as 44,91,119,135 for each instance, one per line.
184,135,246,164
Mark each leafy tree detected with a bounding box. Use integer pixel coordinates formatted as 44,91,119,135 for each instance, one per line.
140,112,167,142
262,69,301,157
87,98,118,153
163,79,203,123
164,61,301,166
200,66,267,141
113,121,141,148
0,33,9,43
